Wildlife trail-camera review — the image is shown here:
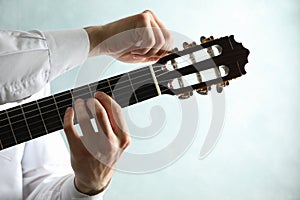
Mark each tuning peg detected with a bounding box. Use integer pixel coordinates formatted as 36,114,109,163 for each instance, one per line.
200,36,215,44
200,36,206,43
216,84,223,93
196,86,211,95
216,81,229,93
183,42,189,49
183,42,197,49
178,91,193,99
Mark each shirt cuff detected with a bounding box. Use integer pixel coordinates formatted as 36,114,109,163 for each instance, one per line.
43,29,90,81
61,175,106,200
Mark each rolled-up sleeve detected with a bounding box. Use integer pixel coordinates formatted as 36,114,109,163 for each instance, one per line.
0,29,89,104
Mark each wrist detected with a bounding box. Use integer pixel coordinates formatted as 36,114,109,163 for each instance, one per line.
74,176,107,196
84,26,106,56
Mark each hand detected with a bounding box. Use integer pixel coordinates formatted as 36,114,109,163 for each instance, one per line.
63,92,130,195
84,10,173,63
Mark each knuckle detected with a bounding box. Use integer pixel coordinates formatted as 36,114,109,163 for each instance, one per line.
96,108,104,118
144,36,155,49
139,12,150,25
113,103,122,114
164,32,172,43
157,37,165,48
121,134,131,149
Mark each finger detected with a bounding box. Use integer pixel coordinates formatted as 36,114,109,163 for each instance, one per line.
74,99,95,136
86,97,115,140
142,19,166,57
136,28,155,56
143,10,167,29
144,10,173,53
63,107,81,150
94,92,130,147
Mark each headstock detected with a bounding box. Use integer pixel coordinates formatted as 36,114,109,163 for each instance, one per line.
154,35,250,98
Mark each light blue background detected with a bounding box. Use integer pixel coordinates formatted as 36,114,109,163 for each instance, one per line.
1,0,299,199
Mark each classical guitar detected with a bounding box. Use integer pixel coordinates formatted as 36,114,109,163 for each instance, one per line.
0,35,250,151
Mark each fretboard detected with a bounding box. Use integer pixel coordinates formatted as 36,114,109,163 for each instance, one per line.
0,65,161,150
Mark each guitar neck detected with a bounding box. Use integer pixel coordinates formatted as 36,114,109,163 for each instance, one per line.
0,65,161,150
0,35,250,151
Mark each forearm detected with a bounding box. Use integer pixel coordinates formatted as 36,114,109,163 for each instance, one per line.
0,29,89,104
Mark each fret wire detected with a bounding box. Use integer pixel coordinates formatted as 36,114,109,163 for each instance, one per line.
0,82,160,139
0,54,210,119
0,116,65,143
0,81,161,129
0,85,164,130
52,96,64,126
106,78,115,99
127,73,138,103
0,139,3,149
87,84,92,95
0,65,156,117
36,100,49,134
20,105,33,139
0,63,171,126
0,51,212,147
0,83,156,133
0,65,163,120
5,110,17,144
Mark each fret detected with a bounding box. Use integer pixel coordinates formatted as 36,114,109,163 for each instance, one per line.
0,110,17,148
20,105,33,139
0,139,3,150
7,106,32,144
108,73,137,107
6,107,30,144
54,90,73,120
107,78,114,99
129,67,159,103
127,72,138,103
5,110,17,144
52,96,63,126
91,79,113,97
71,84,93,100
36,100,49,134
23,101,49,139
37,97,62,133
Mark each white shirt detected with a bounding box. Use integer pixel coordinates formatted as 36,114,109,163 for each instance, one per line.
0,29,105,199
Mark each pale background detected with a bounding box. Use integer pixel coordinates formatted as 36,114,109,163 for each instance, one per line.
1,0,299,199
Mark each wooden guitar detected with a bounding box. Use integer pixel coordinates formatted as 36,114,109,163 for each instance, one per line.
0,35,250,151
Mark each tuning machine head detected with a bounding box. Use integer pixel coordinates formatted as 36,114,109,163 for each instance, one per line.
178,91,193,99
183,41,197,49
200,36,214,43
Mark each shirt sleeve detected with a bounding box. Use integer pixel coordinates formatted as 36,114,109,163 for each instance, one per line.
22,132,106,200
0,29,89,104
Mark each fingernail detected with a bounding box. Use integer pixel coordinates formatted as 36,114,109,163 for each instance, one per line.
132,54,145,60
65,107,72,113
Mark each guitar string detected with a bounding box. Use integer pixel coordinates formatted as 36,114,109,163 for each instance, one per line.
0,82,170,132
0,53,208,120
0,61,214,132
0,76,219,142
0,49,212,117
0,52,213,130
1,86,169,141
